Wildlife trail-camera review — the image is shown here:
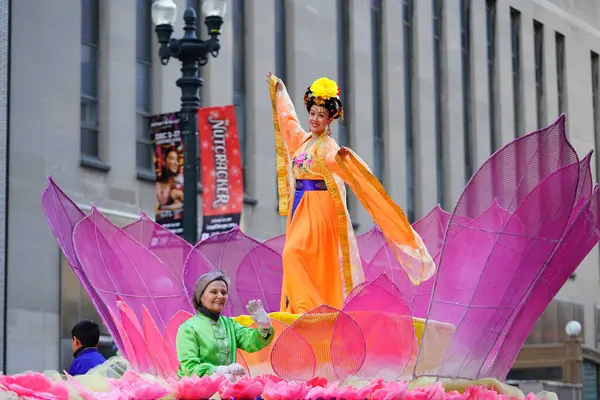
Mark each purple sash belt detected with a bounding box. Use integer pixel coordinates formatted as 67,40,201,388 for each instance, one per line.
295,179,327,191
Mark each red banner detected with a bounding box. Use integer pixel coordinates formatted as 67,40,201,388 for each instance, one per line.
198,105,244,240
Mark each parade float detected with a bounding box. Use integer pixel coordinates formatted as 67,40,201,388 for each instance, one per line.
0,115,594,399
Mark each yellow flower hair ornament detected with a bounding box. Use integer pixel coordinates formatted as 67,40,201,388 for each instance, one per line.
310,77,340,100
304,77,344,120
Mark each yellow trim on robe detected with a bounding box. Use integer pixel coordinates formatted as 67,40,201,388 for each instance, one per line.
314,137,354,295
269,75,290,216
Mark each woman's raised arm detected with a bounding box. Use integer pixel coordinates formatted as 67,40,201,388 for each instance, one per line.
268,73,310,155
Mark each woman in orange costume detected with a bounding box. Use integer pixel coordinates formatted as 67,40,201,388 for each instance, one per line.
268,73,435,314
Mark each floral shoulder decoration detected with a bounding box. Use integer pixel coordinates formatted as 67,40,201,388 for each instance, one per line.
292,152,314,173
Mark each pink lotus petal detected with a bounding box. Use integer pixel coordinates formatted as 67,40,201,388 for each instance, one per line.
106,306,135,367
107,370,171,400
305,382,340,399
408,382,446,400
370,380,409,400
261,379,309,400
218,375,264,399
305,376,328,388
343,274,416,380
164,310,195,366
335,384,365,400
141,306,177,378
168,375,225,400
118,301,156,375
0,372,70,400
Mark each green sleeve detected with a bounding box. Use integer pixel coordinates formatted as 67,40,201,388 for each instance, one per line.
232,321,275,353
176,322,217,377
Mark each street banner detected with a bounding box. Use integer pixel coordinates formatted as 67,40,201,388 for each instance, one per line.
151,112,184,238
198,105,244,240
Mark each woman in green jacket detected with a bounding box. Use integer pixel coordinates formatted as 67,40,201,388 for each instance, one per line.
176,270,274,380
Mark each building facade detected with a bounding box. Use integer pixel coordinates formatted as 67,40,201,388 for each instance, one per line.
2,0,600,373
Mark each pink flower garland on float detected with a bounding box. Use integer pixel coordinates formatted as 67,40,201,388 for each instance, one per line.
0,372,549,400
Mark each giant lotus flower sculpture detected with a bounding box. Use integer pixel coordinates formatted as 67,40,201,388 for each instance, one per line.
42,114,600,383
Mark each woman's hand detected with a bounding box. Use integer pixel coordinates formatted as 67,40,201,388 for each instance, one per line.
338,146,350,158
246,299,271,329
214,363,246,378
266,72,280,90
227,363,246,376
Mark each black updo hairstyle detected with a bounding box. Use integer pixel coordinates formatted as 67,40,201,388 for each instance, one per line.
303,87,344,120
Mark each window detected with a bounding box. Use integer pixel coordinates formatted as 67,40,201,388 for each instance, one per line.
507,367,563,382
433,0,445,206
486,0,498,153
510,8,523,138
403,0,415,222
81,0,100,159
232,0,247,187
556,32,566,115
337,0,351,148
461,0,473,181
136,0,153,173
592,52,600,182
534,21,545,129
371,0,384,182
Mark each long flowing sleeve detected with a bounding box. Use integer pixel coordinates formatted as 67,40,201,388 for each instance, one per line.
269,75,311,155
176,323,217,377
269,74,310,216
231,320,274,353
324,144,436,285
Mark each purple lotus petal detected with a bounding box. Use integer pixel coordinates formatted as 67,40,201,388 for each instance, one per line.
412,205,451,262
486,185,600,378
123,212,192,281
416,115,580,379
182,245,214,309
447,162,579,378
569,151,594,224
263,234,286,254
41,177,124,352
73,207,193,332
356,226,387,265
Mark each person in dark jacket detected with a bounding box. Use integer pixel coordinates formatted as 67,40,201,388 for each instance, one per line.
68,320,106,375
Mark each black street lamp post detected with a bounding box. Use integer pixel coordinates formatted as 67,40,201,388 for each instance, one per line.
151,0,227,244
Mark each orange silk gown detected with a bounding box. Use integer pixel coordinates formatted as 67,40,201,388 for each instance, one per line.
269,75,436,315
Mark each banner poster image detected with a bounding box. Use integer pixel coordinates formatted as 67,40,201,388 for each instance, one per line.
198,105,244,240
151,112,184,239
